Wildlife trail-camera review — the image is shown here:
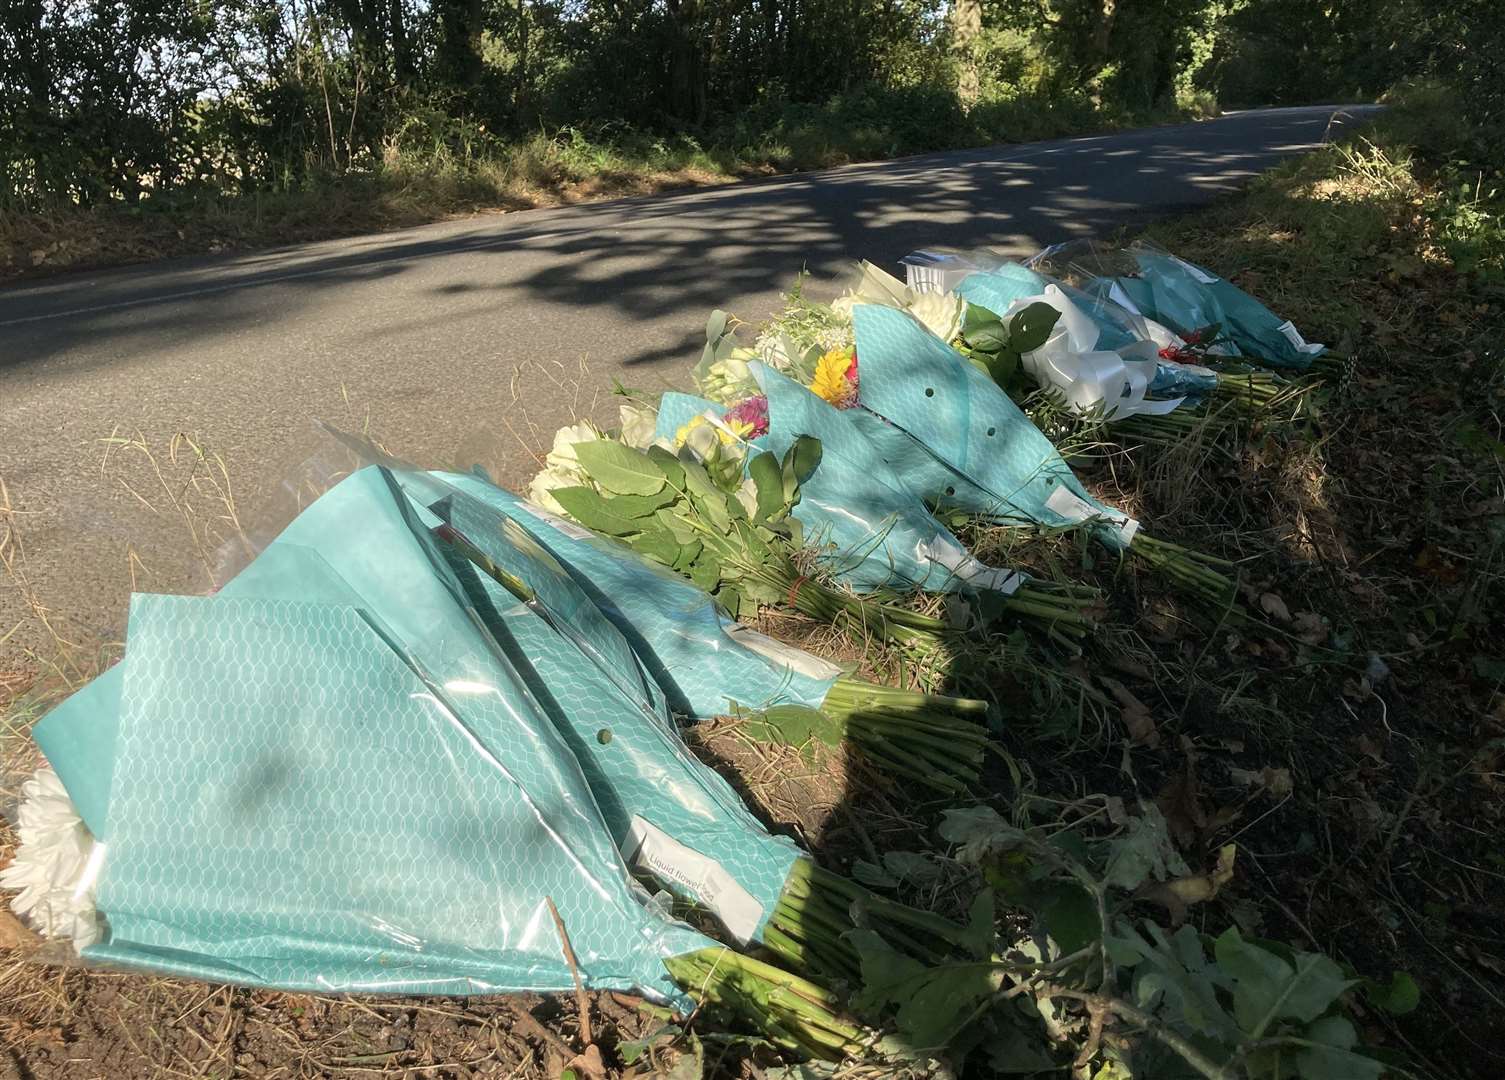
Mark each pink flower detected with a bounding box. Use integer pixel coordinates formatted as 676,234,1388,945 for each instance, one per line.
724,395,770,438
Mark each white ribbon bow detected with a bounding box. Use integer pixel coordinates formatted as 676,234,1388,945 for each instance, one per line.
1005,286,1189,420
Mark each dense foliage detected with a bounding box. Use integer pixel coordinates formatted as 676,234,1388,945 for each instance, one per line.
0,0,1494,215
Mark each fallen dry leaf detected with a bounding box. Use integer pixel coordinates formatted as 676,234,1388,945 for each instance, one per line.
1157,746,1208,848
1292,611,1327,645
567,1045,608,1079
1228,765,1294,799
0,909,41,951
1259,592,1292,622
1101,677,1159,748
1139,845,1237,924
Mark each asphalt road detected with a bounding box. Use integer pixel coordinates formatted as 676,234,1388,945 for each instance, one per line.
0,104,1375,664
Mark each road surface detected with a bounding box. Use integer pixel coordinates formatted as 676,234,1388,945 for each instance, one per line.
0,104,1375,665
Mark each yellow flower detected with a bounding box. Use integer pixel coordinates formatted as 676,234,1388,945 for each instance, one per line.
678,412,755,446
811,347,855,406
674,414,709,447
722,418,754,442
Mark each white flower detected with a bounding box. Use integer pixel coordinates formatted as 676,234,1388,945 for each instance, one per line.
754,331,798,372
527,468,576,516
527,419,605,515
832,260,962,342
544,419,604,474
844,260,911,307
0,765,103,951
909,291,965,343
618,402,659,450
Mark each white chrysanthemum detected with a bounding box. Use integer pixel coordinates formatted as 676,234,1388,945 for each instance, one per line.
618,402,659,450
909,291,964,343
1,766,103,950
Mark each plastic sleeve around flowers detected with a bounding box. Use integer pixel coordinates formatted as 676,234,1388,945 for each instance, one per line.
8,464,735,1002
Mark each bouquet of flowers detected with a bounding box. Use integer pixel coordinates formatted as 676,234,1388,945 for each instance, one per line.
13,461,994,1063
687,297,1235,606
453,473,996,795
650,378,1103,646
540,418,1098,649
1025,238,1344,377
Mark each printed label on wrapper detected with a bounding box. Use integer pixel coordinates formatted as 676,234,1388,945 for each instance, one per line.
519,499,597,541
624,815,764,944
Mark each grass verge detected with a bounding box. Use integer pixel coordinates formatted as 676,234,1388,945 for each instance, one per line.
2,91,1217,281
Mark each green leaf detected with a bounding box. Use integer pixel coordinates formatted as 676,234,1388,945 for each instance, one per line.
706,308,729,344
850,861,899,888
849,929,1005,1050
962,303,1009,351
1102,805,1188,891
696,490,731,532
632,527,684,567
786,435,823,486
680,456,721,502
740,574,782,607
1361,970,1420,1015
1125,922,1240,1042
734,587,759,621
1215,928,1352,1036
656,507,698,544
742,704,845,748
665,1030,705,1080
986,1011,1061,1073
573,440,666,496
550,486,646,538
1035,882,1100,955
680,460,731,532
619,1023,683,1065
1295,1017,1385,1080
689,558,722,593
749,451,785,520
939,805,1023,863
672,539,702,572
595,486,678,518
883,850,946,885
1007,302,1061,353
962,888,996,959
981,348,1020,388
647,444,686,490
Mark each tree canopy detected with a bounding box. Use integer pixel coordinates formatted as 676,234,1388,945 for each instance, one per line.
0,0,1495,211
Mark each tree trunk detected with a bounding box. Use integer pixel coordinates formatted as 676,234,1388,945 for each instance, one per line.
390,0,413,83
436,0,484,87
951,0,983,104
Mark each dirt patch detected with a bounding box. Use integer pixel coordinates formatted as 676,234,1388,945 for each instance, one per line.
0,960,695,1080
